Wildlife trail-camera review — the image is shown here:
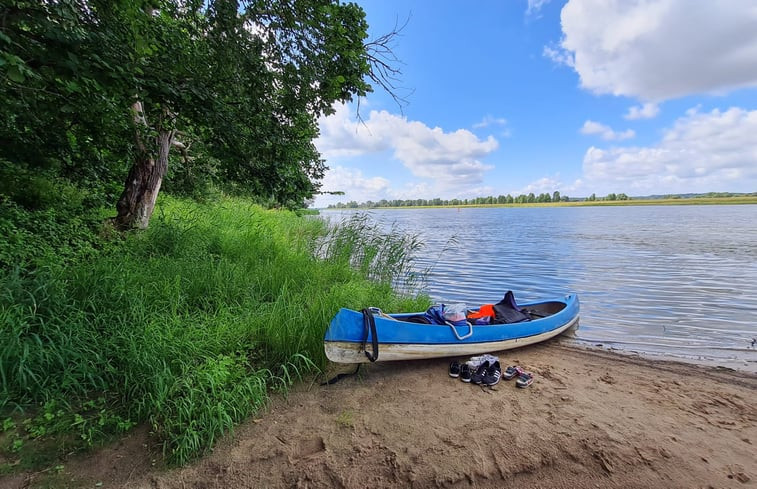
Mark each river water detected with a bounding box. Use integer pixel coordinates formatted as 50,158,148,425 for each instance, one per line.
322,205,757,371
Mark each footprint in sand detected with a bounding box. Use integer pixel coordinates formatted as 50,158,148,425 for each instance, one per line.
726,464,751,483
599,373,616,385
291,436,326,460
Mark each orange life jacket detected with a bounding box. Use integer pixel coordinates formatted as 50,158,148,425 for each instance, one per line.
466,304,495,319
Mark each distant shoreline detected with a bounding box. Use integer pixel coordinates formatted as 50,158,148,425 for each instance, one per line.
322,195,757,210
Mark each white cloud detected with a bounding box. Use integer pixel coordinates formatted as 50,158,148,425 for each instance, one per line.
316,104,499,187
580,107,757,194
543,44,574,68
580,120,635,141
512,176,565,197
313,166,485,208
473,115,507,129
527,0,552,16
315,105,390,159
313,166,391,208
550,0,757,101
625,102,660,120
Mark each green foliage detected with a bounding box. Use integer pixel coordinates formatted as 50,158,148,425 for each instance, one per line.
0,198,109,270
1,195,427,466
335,409,355,429
0,1,133,207
0,0,378,214
162,151,222,201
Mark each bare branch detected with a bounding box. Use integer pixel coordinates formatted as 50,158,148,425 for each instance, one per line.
172,139,192,165
357,13,414,123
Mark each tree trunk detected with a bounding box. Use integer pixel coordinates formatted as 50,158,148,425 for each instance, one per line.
112,102,175,230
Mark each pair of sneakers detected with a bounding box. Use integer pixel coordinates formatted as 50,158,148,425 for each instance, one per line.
503,365,534,388
478,360,502,386
449,360,472,382
451,360,501,386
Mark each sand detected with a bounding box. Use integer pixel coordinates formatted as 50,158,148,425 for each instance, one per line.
4,343,756,489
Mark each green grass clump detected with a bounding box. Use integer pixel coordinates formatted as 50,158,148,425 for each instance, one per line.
1,195,428,466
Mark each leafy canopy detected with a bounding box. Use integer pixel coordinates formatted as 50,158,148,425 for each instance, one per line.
0,0,375,209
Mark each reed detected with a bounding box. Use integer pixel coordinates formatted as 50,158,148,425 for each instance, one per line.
1,196,428,466
315,212,428,293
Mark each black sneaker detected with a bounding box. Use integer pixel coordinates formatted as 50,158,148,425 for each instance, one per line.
460,363,472,383
471,360,489,384
482,361,502,386
449,360,461,378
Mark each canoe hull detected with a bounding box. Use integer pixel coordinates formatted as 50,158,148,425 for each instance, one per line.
324,294,579,363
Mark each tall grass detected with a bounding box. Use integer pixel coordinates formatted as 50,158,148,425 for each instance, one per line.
315,212,428,293
1,196,428,465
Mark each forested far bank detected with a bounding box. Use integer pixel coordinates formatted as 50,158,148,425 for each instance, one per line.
325,191,757,209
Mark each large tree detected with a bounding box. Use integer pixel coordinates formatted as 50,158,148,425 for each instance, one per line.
1,0,380,228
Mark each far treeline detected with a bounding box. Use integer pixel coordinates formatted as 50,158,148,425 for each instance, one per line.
327,191,757,209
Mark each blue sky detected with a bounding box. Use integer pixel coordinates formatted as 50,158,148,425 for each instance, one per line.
312,0,757,207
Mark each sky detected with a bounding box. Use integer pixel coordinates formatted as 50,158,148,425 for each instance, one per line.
311,0,757,208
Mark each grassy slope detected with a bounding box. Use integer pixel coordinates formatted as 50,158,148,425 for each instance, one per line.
1,196,427,467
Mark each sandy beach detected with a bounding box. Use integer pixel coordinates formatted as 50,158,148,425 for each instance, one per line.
4,343,756,489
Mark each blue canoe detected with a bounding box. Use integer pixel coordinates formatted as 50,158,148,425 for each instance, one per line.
324,293,580,363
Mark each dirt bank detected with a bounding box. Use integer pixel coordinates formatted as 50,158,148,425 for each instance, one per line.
5,344,756,488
